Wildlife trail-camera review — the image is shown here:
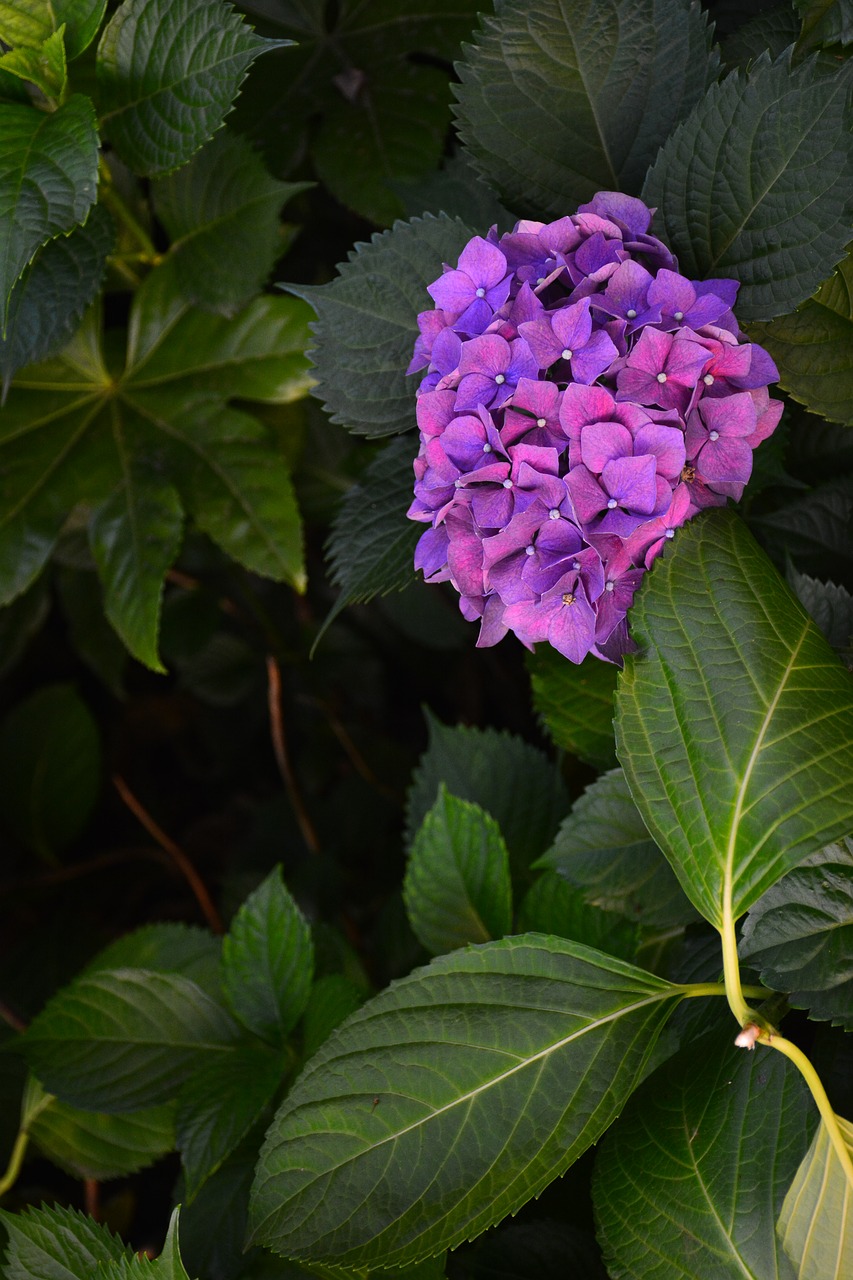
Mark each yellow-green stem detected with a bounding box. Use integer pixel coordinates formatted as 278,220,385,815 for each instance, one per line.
759,1031,853,1191
719,904,753,1027
0,1130,29,1199
679,982,767,1000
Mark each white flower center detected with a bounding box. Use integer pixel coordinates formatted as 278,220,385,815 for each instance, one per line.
703,374,715,386
605,580,615,592
626,308,637,319
561,348,573,360
656,372,668,383
549,508,560,520
483,442,492,452
525,544,535,556
665,528,675,539
495,374,506,385
709,430,720,441
607,498,618,509
674,310,684,322
502,478,513,489
537,417,547,428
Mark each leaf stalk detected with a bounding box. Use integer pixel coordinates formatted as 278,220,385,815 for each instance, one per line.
0,1130,29,1199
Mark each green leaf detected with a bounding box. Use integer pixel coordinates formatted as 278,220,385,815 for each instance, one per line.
404,786,513,955
221,865,314,1045
453,0,719,217
177,1045,283,1200
0,1204,133,1280
97,0,283,177
102,1210,191,1280
395,151,512,231
723,6,802,68
0,577,49,678
777,1113,853,1279
23,969,242,1111
643,53,853,322
795,0,853,49
291,213,474,438
247,936,682,1269
536,768,700,930
320,435,420,640
82,922,222,990
0,205,113,398
0,94,99,317
0,26,67,100
751,476,853,577
789,568,853,656
0,268,313,664
594,1030,814,1279
526,644,618,769
152,130,309,314
0,682,100,860
0,0,106,59
301,975,366,1061
616,510,853,928
746,249,853,425
405,711,568,878
740,837,853,1030
24,1075,175,1181
517,871,639,963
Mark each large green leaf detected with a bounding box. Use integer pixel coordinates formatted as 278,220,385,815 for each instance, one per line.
0,266,313,666
795,0,853,49
723,6,802,68
404,786,513,955
740,837,853,1030
517,871,639,963
0,27,67,100
777,1113,853,1279
616,510,853,929
594,1030,813,1279
790,569,853,658
221,865,314,1045
0,682,100,861
405,711,568,877
526,644,618,769
247,936,682,1269
0,0,106,59
0,1204,133,1280
0,95,99,317
643,53,853,321
537,768,699,930
22,969,243,1111
453,0,718,217
152,130,309,315
291,213,474,438
0,205,113,397
751,475,853,577
97,0,282,177
320,434,419,639
747,249,853,426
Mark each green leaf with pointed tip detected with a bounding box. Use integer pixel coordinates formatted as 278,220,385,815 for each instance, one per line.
0,1204,133,1280
320,435,419,640
526,644,618,769
0,94,99,316
777,1113,853,1278
104,1209,191,1280
291,213,475,439
405,712,568,879
23,969,243,1112
453,0,719,217
0,0,106,59
517,871,639,963
82,922,221,989
0,205,113,397
796,0,853,48
594,1030,814,1279
0,682,100,861
536,768,700,930
643,53,853,322
404,786,513,955
177,1045,283,1201
97,0,284,177
152,130,309,315
247,936,681,1270
0,26,67,99
747,250,853,426
0,267,312,664
616,510,853,929
221,865,314,1045
740,837,853,1030
24,1075,175,1181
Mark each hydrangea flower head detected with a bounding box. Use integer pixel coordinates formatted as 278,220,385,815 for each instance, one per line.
408,193,782,665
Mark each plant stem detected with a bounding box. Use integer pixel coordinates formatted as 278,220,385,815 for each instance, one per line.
678,982,767,1000
0,1131,29,1199
98,158,159,263
719,907,753,1027
759,1030,853,1191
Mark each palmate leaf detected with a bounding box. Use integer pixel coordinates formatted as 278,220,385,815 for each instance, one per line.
247,936,683,1269
453,0,719,218
536,768,699,930
616,510,853,930
96,0,284,177
747,249,853,426
740,837,853,1030
0,95,99,317
403,786,513,955
643,52,853,322
0,265,313,668
526,644,618,769
291,213,474,439
593,1030,814,1279
0,0,106,59
777,1114,853,1279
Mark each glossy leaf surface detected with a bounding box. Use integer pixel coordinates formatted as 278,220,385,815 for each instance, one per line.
248,936,681,1268
0,1204,132,1280
617,510,853,927
0,0,106,58
777,1114,853,1279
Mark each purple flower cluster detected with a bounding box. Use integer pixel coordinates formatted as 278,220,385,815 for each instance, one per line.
407,191,783,664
